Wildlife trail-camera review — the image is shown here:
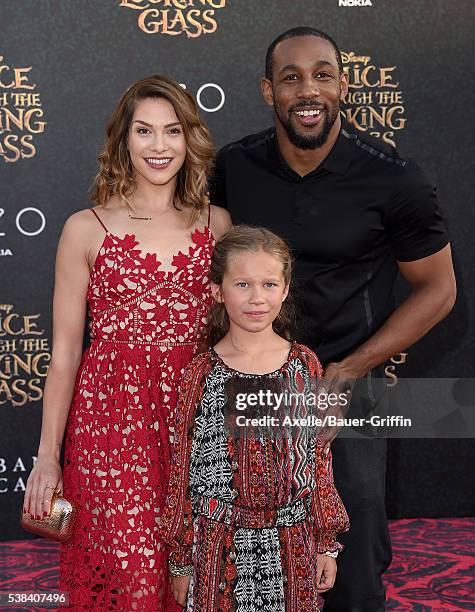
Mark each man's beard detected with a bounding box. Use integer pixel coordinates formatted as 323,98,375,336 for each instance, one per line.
274,100,340,150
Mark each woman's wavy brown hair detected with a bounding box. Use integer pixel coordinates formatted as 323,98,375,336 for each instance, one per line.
207,225,296,347
90,74,214,225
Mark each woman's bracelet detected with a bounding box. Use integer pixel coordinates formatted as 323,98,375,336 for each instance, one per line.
169,562,193,576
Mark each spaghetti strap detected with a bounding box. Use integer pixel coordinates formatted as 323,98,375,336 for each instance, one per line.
207,203,211,227
90,209,108,233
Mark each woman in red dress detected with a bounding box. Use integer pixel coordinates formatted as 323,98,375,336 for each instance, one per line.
23,74,231,610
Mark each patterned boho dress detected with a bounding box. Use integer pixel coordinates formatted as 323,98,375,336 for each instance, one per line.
160,342,350,612
60,208,214,610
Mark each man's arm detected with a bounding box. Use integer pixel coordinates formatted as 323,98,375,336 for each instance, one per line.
320,244,456,449
337,243,456,379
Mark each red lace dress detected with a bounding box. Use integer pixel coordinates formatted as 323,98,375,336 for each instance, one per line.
60,209,214,610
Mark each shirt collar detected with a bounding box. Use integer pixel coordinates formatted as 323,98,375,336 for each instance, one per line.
269,115,355,178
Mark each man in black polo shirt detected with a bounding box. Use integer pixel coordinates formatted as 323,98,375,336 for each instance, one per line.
210,27,456,612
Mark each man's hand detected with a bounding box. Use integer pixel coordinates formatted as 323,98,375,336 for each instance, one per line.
316,554,337,592
171,575,191,607
319,362,358,452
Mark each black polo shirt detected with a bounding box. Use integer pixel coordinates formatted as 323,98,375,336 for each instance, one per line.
210,118,449,365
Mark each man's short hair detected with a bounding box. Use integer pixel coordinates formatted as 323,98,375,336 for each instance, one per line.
265,27,343,80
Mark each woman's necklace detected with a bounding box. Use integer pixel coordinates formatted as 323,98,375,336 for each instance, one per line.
128,211,152,221
128,203,173,221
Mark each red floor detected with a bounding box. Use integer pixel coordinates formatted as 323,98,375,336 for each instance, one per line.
0,518,474,611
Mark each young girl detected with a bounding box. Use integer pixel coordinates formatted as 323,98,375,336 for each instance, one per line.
160,226,349,611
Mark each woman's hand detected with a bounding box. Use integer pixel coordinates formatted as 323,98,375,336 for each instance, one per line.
23,456,63,520
171,575,191,607
316,554,337,592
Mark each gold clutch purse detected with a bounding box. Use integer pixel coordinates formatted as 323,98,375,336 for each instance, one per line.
20,491,76,543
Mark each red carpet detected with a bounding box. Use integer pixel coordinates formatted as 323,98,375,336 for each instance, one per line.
385,518,474,611
0,518,473,611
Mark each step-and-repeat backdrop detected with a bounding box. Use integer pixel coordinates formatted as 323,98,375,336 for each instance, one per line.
2,0,474,539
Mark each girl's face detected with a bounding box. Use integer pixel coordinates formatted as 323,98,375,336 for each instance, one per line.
212,249,289,334
127,97,187,189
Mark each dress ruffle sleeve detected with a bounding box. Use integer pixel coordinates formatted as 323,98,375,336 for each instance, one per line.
312,442,350,554
158,352,211,574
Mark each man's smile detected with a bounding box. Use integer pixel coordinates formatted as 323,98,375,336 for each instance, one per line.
291,106,324,127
